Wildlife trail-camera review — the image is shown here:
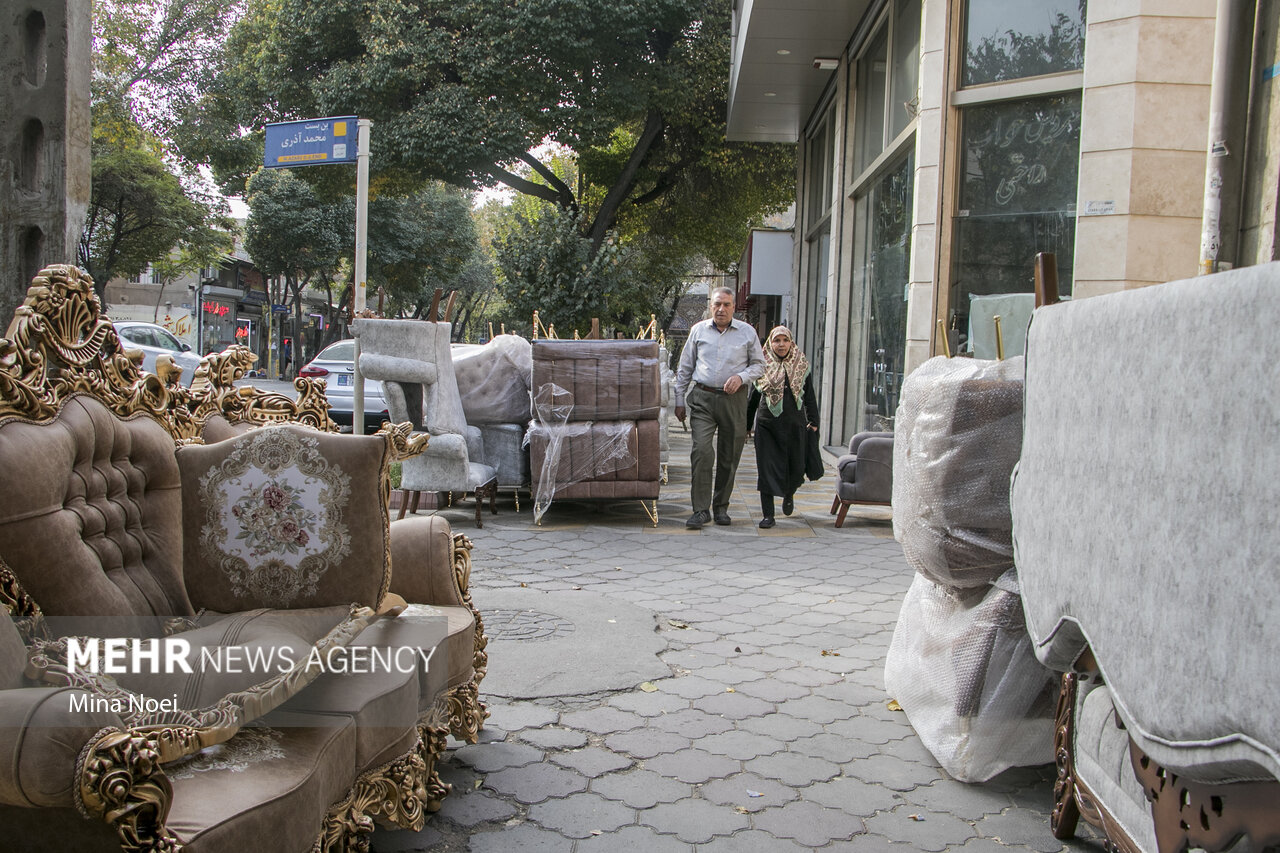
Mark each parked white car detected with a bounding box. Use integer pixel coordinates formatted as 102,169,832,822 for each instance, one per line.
298,339,390,433
113,321,204,386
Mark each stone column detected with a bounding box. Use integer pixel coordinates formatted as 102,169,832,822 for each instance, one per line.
1072,0,1217,297
0,0,91,323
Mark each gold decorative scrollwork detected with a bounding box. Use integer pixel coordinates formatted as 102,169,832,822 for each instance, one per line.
0,265,200,440
188,345,339,433
377,421,430,462
447,532,489,741
0,557,47,642
76,728,182,852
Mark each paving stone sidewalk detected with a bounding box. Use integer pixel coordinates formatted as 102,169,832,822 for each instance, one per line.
372,420,1105,853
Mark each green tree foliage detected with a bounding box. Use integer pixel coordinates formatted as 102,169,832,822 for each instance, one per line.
93,0,243,141
189,0,793,274
79,122,232,302
368,183,478,320
243,168,348,353
80,1,237,302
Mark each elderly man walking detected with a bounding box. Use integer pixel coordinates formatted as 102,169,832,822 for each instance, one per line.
674,286,766,529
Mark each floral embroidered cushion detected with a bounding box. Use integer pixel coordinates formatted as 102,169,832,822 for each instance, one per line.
178,425,393,612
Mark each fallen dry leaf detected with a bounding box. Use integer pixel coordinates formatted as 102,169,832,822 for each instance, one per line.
734,806,750,814
667,619,690,629
725,687,735,693
519,582,528,588
639,682,658,693
887,699,902,711
821,649,841,657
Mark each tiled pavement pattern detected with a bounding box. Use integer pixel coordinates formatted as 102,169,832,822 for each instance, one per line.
370,418,1106,853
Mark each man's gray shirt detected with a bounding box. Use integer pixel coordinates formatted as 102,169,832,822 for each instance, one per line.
674,318,766,407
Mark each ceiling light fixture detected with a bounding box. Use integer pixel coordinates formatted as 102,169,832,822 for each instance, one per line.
812,57,839,71
776,49,791,55
764,91,777,97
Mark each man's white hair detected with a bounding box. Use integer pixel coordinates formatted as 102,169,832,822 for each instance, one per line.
709,286,735,301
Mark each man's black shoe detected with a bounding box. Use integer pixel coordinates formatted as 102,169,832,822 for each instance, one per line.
758,517,775,529
686,510,711,529
713,510,732,526
782,496,794,516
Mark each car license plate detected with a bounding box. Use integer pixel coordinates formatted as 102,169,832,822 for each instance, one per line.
336,374,352,386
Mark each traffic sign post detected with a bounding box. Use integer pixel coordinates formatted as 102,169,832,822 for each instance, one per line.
351,119,371,432
263,117,358,169
262,116,372,429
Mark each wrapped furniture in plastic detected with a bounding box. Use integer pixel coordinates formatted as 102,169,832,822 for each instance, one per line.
883,354,1055,782
526,340,662,523
452,335,534,496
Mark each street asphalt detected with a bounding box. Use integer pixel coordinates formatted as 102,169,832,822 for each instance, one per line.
349,413,1109,853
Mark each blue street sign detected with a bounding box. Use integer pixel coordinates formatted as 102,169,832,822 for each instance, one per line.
271,304,289,314
263,116,358,169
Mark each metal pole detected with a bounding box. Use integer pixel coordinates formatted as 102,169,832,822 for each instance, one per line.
352,119,371,431
1199,0,1246,275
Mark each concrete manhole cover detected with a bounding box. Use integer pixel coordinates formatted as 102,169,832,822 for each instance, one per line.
484,609,576,642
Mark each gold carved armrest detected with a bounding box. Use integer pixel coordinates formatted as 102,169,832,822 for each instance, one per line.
77,728,181,853
187,345,338,433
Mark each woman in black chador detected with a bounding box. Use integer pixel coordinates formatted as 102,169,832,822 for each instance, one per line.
747,326,820,528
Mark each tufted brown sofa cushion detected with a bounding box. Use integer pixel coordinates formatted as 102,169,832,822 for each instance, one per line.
0,395,194,638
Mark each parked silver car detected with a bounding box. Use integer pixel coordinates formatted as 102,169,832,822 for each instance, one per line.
113,321,204,386
298,339,390,433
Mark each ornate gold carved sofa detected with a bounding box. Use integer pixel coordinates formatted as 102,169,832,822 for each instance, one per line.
0,266,488,852
1011,263,1280,853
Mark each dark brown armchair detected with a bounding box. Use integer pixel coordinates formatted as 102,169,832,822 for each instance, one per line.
830,431,893,527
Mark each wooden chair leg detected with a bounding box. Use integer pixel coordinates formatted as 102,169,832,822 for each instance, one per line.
488,483,498,515
830,495,840,515
409,490,421,515
835,501,851,528
473,492,483,529
397,489,409,520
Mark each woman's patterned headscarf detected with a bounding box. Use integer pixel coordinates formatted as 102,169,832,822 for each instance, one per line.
755,326,809,417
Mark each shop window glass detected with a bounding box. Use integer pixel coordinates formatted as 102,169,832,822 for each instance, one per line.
950,93,1078,349
889,0,921,140
843,152,913,438
963,0,1085,86
803,229,831,387
855,28,889,175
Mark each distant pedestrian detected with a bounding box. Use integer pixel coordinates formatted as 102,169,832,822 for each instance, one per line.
674,287,765,529
282,338,292,377
747,326,819,528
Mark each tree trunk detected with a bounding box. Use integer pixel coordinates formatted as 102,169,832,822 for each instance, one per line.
587,109,666,254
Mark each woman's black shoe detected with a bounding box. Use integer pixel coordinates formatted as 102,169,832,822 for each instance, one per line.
758,517,775,529
782,496,794,516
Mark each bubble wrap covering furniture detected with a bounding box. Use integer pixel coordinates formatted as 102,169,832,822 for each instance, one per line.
884,354,1055,782
527,340,662,503
1011,262,1280,853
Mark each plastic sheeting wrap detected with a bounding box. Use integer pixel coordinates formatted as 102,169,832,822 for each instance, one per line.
525,384,638,523
892,355,1025,590
885,354,1054,782
884,569,1056,782
452,335,533,425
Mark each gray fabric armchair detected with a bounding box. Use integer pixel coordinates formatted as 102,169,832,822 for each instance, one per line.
830,431,893,527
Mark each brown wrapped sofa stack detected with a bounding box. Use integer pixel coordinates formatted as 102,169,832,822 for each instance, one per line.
0,266,488,852
527,340,662,522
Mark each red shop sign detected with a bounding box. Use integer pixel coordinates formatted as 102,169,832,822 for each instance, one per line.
203,302,231,317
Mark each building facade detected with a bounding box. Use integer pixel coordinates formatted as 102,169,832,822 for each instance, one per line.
0,0,91,324
729,0,1280,447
